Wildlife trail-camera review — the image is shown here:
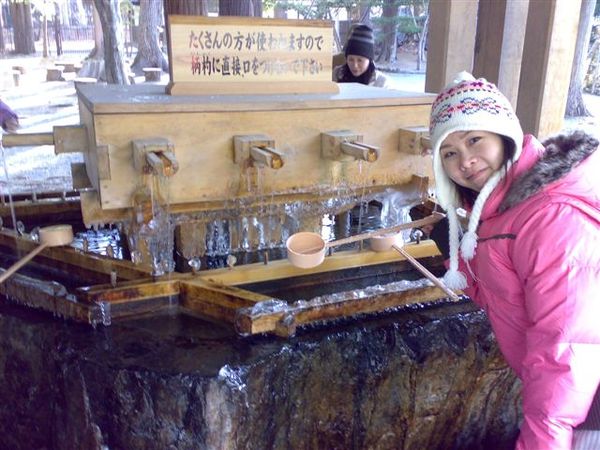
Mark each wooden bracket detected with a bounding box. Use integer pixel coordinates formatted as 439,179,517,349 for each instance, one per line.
398,126,431,154
132,137,177,176
321,130,379,162
96,144,112,181
53,125,89,154
233,134,275,165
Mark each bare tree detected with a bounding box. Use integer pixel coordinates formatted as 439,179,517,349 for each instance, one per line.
218,0,262,17
130,0,168,75
378,0,399,63
0,5,5,53
79,2,105,79
93,0,129,84
10,0,36,54
565,0,597,117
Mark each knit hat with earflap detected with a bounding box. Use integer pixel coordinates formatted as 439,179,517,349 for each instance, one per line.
345,24,375,60
429,71,524,289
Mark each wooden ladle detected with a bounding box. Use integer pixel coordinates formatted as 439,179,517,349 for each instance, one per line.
286,212,445,269
391,243,460,302
0,224,74,284
367,230,460,301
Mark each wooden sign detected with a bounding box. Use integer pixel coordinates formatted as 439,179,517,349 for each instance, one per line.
166,15,338,96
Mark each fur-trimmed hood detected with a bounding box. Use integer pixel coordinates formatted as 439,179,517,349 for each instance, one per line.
499,131,598,212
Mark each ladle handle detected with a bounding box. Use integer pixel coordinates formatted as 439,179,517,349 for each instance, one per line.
0,243,49,284
326,212,445,248
392,244,461,302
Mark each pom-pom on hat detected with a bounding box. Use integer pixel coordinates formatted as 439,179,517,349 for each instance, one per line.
429,71,524,289
345,24,375,60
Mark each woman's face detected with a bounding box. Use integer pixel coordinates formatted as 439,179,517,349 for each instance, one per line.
439,130,504,192
346,54,370,77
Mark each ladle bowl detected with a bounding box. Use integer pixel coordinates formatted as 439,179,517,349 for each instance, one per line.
369,232,403,252
286,213,446,270
0,224,74,284
285,232,326,269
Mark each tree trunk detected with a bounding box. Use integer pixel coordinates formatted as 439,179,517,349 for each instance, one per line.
417,13,429,71
164,0,208,16
131,0,168,75
378,0,399,64
10,0,36,55
79,2,105,79
53,2,63,56
0,2,6,53
218,0,262,17
565,0,596,117
93,0,129,84
42,10,49,57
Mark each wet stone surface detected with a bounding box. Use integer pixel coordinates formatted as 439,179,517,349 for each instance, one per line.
0,299,521,450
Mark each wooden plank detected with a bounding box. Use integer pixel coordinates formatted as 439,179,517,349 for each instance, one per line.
0,231,153,282
199,240,441,286
167,81,339,96
81,179,424,226
76,84,435,114
0,272,97,323
77,279,180,303
0,198,81,227
179,278,271,323
235,285,460,336
516,0,581,137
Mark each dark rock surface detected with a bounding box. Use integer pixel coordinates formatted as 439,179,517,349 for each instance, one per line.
0,299,521,450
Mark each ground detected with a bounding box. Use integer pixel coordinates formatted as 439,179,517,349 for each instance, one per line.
0,54,599,196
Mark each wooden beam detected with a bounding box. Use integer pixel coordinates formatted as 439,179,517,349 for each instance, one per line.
473,0,529,108
0,230,153,283
235,285,461,336
179,278,271,323
516,0,582,137
199,240,441,286
426,0,478,93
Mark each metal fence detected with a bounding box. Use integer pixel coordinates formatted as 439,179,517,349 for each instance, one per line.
1,23,94,59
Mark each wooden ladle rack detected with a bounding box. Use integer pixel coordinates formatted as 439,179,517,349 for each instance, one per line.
0,226,461,337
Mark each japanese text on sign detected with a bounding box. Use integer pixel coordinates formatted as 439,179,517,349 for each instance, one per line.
169,19,333,84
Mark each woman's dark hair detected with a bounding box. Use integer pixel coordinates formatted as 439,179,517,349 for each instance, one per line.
456,135,516,206
338,61,376,86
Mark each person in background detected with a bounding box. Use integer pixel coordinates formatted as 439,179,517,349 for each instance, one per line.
0,99,19,133
429,71,600,449
332,24,391,88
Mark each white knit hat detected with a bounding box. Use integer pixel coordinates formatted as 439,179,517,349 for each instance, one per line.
429,71,524,289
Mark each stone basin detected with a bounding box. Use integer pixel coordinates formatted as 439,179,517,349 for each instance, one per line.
0,298,521,450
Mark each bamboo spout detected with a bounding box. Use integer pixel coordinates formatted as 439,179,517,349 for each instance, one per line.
340,141,379,162
250,146,284,169
146,151,179,177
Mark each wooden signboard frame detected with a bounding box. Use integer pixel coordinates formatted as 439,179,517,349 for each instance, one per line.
165,15,339,96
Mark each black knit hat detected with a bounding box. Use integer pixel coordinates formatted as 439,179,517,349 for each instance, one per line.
344,24,374,60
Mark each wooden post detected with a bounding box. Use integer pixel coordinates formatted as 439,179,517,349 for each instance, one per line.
425,0,478,93
473,0,529,109
516,0,582,138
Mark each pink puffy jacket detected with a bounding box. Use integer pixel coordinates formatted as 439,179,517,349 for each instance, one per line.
458,132,600,449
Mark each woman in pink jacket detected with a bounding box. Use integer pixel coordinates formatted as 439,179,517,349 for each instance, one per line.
429,71,600,449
